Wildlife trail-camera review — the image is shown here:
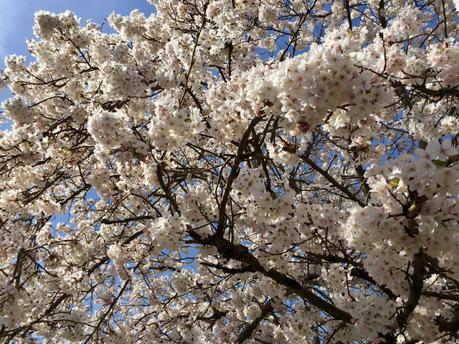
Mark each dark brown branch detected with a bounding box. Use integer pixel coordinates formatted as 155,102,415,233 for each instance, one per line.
300,154,366,207
83,279,130,344
100,215,155,224
189,230,353,323
377,0,387,28
216,116,263,237
396,251,426,327
236,300,274,343
344,0,353,30
350,267,396,300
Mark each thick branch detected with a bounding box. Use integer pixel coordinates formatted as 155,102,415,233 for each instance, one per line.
396,251,426,327
237,300,274,343
189,230,353,323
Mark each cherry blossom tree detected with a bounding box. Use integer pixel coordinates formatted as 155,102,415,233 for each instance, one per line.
0,0,458,343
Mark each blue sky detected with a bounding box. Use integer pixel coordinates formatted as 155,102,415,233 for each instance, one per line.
0,0,155,107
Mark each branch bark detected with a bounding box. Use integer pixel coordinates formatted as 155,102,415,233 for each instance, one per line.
189,230,353,323
236,300,274,343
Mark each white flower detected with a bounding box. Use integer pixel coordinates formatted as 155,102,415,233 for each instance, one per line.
426,140,457,161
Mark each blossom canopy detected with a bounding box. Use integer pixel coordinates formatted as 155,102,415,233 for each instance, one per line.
0,1,458,343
